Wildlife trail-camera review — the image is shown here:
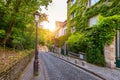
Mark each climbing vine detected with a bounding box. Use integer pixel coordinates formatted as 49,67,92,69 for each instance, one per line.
66,0,120,66
58,34,68,47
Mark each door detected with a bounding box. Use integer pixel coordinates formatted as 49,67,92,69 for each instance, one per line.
116,30,120,68
66,44,68,56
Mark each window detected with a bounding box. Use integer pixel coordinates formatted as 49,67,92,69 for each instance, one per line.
72,0,76,4
89,15,98,27
71,12,76,19
64,29,67,35
89,0,99,6
63,26,67,35
71,0,76,6
71,27,75,33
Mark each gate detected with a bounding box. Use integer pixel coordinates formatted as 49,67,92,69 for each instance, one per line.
116,30,120,68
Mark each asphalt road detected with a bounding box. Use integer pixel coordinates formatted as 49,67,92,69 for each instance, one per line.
39,52,102,80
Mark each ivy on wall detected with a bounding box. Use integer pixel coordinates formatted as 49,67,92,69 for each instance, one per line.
85,15,120,66
66,0,120,66
67,32,89,53
58,34,68,47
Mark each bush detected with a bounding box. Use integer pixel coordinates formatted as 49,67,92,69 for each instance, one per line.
67,33,89,53
67,15,120,66
86,47,105,66
58,35,68,47
86,15,120,66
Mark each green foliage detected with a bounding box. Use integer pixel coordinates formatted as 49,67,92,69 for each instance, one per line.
58,35,68,47
67,33,89,53
67,15,120,66
13,28,35,50
67,0,120,66
0,0,52,50
86,47,105,66
0,30,5,38
46,41,53,51
97,15,120,44
88,15,120,66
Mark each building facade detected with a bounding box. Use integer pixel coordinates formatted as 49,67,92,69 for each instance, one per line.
55,21,67,38
53,21,67,54
67,0,120,68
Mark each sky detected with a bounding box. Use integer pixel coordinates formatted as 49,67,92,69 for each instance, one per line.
41,0,67,32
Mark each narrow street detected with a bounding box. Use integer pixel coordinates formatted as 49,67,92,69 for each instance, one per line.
1,0,120,80
39,52,102,80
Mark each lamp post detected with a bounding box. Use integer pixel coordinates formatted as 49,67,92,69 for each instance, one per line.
34,11,40,75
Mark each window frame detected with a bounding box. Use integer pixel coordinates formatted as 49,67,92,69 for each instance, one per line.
71,0,76,6
71,26,76,33
89,15,98,27
71,12,76,19
88,0,100,7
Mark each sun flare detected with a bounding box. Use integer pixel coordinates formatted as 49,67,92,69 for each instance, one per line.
41,21,55,32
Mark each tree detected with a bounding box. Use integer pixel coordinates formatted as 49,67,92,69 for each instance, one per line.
0,0,52,49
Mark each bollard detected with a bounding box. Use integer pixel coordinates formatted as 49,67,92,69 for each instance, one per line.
67,57,69,61
81,61,87,68
75,59,78,64
62,55,64,58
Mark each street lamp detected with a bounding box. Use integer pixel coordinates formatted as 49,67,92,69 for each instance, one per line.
34,11,40,75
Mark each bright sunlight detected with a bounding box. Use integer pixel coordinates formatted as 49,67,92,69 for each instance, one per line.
41,21,55,32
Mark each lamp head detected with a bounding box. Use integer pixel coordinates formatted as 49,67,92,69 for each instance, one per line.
34,11,40,22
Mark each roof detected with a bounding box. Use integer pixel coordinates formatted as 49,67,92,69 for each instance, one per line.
55,21,66,28
54,20,67,37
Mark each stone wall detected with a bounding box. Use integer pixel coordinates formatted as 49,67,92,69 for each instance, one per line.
104,38,116,68
0,53,33,80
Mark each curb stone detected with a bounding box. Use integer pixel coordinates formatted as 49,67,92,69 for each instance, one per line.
51,53,106,80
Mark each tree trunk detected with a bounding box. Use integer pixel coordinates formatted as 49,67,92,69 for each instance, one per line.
2,14,15,45
2,0,21,45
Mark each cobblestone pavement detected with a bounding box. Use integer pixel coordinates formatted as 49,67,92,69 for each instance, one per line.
40,52,102,80
19,53,50,80
50,52,120,80
20,52,120,80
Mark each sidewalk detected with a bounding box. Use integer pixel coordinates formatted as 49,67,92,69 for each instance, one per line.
19,54,50,80
19,58,34,80
51,52,120,80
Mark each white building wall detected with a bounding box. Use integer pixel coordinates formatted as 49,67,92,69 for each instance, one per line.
58,26,67,37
